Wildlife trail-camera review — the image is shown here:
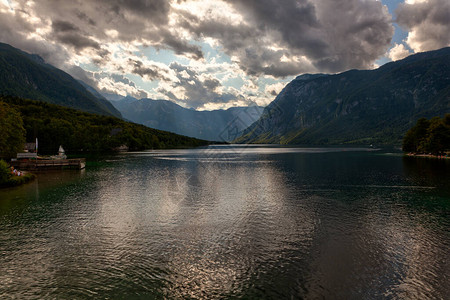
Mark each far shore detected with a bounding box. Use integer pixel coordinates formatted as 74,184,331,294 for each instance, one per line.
405,153,450,160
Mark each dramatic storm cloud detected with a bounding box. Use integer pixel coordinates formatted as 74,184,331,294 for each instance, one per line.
177,0,393,76
0,0,447,109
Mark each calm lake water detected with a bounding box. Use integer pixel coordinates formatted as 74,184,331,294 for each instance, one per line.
0,145,449,299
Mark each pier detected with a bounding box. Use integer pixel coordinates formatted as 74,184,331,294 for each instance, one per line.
11,158,86,171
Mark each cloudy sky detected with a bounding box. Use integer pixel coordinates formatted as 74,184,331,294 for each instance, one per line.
0,0,449,110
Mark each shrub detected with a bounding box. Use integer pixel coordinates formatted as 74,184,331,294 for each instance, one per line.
0,159,36,187
7,173,36,187
0,159,11,185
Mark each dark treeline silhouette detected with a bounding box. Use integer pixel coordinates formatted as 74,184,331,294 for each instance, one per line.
402,114,450,155
0,96,209,156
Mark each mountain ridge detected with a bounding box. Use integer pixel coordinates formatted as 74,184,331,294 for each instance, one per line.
110,96,264,141
237,47,450,145
0,42,121,118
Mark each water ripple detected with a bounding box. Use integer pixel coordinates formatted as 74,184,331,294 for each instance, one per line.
0,146,449,299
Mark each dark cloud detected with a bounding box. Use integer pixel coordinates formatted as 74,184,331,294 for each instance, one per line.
203,78,220,92
94,48,111,60
51,19,102,52
0,0,425,107
226,0,326,59
1,0,204,64
160,29,204,60
128,59,172,81
177,14,310,77
0,8,69,66
158,62,239,109
179,0,393,76
108,74,137,87
55,32,101,50
111,0,171,22
52,20,78,32
75,11,96,26
396,0,450,52
267,88,278,96
1,0,394,79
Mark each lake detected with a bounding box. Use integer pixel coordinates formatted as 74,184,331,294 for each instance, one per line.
0,145,449,299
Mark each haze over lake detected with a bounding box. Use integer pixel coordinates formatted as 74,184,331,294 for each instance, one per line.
1,145,449,299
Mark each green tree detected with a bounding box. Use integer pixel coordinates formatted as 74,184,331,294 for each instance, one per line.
426,118,450,155
403,115,450,154
402,118,430,153
0,102,26,159
402,129,417,153
0,159,11,184
1,96,209,154
444,114,450,126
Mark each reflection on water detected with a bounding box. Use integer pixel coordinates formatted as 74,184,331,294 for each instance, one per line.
0,146,449,299
403,156,450,191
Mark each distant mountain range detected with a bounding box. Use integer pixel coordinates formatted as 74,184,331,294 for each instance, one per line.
0,43,121,117
237,47,450,145
0,42,263,142
109,96,264,141
2,41,448,146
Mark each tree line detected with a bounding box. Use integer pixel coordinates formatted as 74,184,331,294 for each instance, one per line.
0,96,209,159
402,114,450,155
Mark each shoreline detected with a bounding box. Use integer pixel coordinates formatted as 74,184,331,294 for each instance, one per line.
0,172,36,188
405,153,450,160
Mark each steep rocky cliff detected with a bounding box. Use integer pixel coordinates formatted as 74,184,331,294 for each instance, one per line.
237,47,450,145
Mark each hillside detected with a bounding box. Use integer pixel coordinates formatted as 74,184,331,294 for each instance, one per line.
1,96,208,154
237,47,450,145
110,97,264,141
0,43,121,118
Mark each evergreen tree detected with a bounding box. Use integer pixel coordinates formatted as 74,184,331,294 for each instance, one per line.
0,102,26,158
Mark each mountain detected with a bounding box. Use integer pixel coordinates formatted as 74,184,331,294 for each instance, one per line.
237,47,450,145
110,96,264,141
0,43,121,118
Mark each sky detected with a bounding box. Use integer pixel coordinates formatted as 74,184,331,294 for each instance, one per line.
0,0,449,110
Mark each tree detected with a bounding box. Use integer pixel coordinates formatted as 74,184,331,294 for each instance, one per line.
1,96,208,153
0,102,26,159
0,159,11,184
402,117,430,153
426,119,450,155
403,114,450,155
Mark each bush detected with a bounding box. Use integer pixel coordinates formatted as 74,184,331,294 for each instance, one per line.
0,159,11,184
0,159,36,188
6,173,36,187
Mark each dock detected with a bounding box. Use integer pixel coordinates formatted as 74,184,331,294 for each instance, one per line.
11,158,86,171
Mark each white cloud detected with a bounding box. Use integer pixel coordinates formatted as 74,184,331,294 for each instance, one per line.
387,43,411,61
405,0,427,4
396,0,450,53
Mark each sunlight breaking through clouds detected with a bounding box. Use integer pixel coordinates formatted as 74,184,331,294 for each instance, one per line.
0,0,447,109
